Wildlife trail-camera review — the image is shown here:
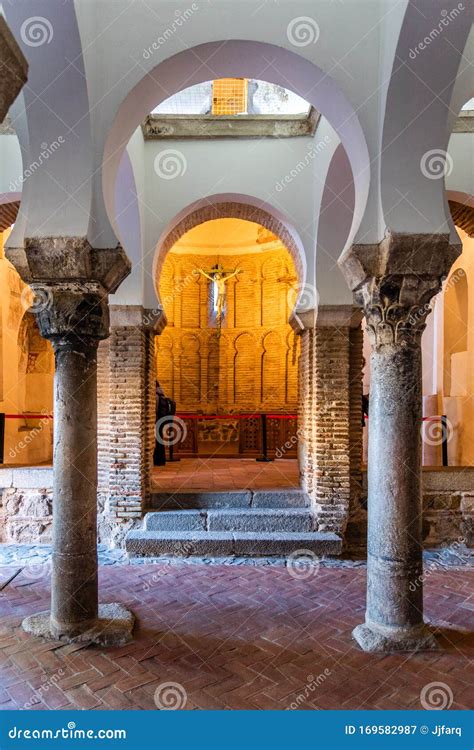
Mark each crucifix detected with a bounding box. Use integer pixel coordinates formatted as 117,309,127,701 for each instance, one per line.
196,264,242,326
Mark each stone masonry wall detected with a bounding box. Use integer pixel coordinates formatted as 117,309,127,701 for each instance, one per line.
0,463,471,549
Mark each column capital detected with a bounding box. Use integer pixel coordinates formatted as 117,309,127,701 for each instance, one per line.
338,231,460,348
33,283,110,347
6,236,131,294
359,274,443,347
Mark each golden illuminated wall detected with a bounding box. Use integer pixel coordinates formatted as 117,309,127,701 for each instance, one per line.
156,243,300,414
0,229,54,465
442,227,474,465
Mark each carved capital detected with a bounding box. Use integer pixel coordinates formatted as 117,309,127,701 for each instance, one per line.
34,283,109,352
359,274,441,347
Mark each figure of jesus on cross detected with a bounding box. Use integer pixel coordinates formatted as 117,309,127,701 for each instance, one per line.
196,264,242,323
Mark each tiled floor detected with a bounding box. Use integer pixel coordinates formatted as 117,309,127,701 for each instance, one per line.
152,458,299,492
0,559,472,710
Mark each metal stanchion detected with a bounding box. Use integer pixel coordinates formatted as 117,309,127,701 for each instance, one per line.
0,413,4,465
441,414,449,467
256,413,273,462
167,416,181,462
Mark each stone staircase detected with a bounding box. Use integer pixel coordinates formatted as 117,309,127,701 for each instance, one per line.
126,490,342,558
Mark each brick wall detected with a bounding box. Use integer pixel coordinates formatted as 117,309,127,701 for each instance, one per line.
156,248,299,414
298,328,315,497
296,309,363,535
97,308,158,545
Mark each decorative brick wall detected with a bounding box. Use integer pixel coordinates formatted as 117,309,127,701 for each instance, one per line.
295,307,363,535
97,306,159,545
156,248,299,414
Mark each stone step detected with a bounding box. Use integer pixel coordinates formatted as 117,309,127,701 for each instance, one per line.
149,489,309,510
126,530,342,558
144,508,315,533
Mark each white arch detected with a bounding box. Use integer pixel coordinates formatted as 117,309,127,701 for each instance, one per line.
152,194,307,313
103,40,370,259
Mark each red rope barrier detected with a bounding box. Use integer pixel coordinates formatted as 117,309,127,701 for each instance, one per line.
4,414,53,419
175,413,297,420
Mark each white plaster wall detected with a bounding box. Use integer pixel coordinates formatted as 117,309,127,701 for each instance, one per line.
110,130,145,305
0,135,22,199
447,133,474,200
138,134,324,309
73,0,390,246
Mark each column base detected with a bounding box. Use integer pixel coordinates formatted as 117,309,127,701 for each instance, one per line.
22,603,135,647
352,622,439,653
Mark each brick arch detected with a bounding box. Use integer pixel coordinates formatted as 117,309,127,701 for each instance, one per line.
0,199,20,232
449,200,474,238
154,196,307,311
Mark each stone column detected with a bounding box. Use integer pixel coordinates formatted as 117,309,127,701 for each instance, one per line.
6,237,135,645
340,232,459,651
44,288,105,636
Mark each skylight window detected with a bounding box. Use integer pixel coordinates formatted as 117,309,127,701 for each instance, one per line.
152,79,310,117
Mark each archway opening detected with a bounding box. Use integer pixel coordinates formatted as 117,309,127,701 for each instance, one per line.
153,216,301,491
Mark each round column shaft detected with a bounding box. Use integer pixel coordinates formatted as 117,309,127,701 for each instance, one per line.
50,336,99,637
20,279,134,646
